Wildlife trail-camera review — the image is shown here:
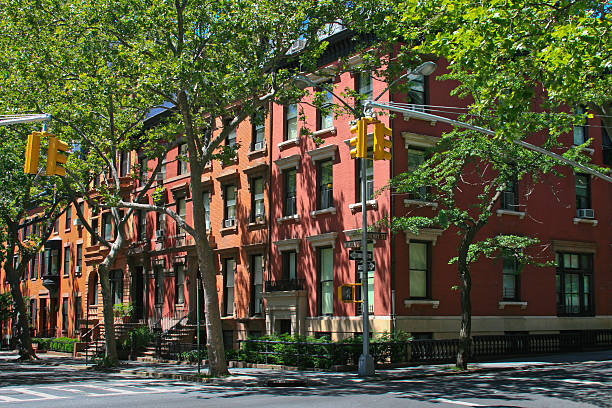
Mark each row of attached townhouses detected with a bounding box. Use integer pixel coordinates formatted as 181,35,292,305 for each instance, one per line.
2,33,611,349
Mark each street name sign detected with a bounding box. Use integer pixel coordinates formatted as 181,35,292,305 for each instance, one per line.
343,240,363,249
357,262,376,272
348,250,373,261
366,232,387,240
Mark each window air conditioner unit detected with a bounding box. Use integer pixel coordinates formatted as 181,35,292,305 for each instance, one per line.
254,141,265,151
75,266,81,274
577,208,595,219
224,218,236,228
155,230,164,239
73,218,83,226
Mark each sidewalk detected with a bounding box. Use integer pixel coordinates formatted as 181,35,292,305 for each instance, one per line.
2,349,611,387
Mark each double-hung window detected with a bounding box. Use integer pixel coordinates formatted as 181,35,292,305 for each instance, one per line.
357,72,373,103
356,152,374,201
285,104,298,141
575,173,592,217
318,247,334,316
251,177,265,221
177,143,188,175
317,89,334,130
202,191,211,231
226,128,237,148
175,264,185,304
224,185,236,227
224,258,235,316
110,269,123,305
501,179,518,211
102,213,112,241
251,113,265,151
282,250,297,281
137,210,147,241
556,252,593,315
154,265,164,305
317,160,333,209
502,256,520,300
76,244,82,274
284,169,297,216
573,106,587,146
176,197,186,235
407,74,426,111
63,246,70,276
251,255,263,316
409,241,430,298
65,206,71,230
407,149,428,201
62,298,69,333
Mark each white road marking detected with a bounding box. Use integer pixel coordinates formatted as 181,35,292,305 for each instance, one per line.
433,398,485,407
560,379,611,387
12,388,66,400
0,396,21,403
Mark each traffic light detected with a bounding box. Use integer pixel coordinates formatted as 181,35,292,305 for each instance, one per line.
46,135,69,176
24,132,41,174
349,117,368,159
338,283,362,303
373,121,392,161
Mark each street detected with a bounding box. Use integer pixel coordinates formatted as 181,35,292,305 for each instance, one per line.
0,353,610,407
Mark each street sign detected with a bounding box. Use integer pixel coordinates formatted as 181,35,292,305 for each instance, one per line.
366,232,387,240
348,250,373,261
357,262,375,272
343,240,362,249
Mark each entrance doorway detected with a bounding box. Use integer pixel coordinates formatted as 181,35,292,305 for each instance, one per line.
133,266,144,320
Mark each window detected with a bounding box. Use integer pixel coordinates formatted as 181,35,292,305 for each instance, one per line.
44,247,59,276
30,299,37,332
65,206,71,230
318,247,334,316
156,212,165,235
32,251,39,279
110,269,123,305
137,210,147,241
160,161,166,180
177,143,188,175
63,246,70,276
224,185,236,226
501,180,518,211
76,244,82,274
175,264,185,304
119,151,130,177
502,256,520,300
284,104,298,141
203,192,211,231
407,149,428,200
226,127,237,147
102,213,112,241
356,151,374,201
91,218,99,245
407,74,426,111
282,250,297,280
357,72,373,102
317,160,333,209
176,197,186,235
409,242,430,298
62,298,69,333
138,153,147,184
317,89,334,130
74,296,82,332
154,265,163,305
602,126,611,165
356,242,375,314
573,106,587,146
251,255,263,316
251,113,265,150
89,273,98,306
251,177,265,221
224,258,235,316
575,174,591,212
556,252,593,315
284,169,297,216
54,218,59,234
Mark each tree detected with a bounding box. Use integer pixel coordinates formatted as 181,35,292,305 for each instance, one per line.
0,128,71,360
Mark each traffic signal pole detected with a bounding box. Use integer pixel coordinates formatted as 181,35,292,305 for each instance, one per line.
358,154,375,377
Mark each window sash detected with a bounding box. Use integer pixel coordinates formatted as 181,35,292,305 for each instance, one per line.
175,264,185,304
319,247,334,315
65,206,71,230
203,192,210,231
409,242,429,299
252,255,263,315
575,174,591,209
283,251,297,280
318,90,334,130
285,104,298,140
225,186,236,220
224,259,235,316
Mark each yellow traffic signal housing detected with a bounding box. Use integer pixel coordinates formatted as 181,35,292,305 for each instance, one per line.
46,135,69,176
349,117,368,159
24,132,41,174
373,121,392,161
338,283,362,303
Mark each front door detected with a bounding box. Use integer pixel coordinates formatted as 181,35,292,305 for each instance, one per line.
134,266,144,320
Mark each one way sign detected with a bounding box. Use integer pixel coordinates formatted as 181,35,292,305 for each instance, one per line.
357,262,375,272
348,250,373,261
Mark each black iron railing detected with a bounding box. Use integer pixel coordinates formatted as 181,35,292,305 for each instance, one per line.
265,279,305,292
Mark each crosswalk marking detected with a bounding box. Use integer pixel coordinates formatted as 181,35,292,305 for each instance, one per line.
433,398,485,407
12,388,66,400
0,396,21,403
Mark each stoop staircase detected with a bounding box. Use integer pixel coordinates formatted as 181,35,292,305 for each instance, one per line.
81,321,144,360
137,321,197,362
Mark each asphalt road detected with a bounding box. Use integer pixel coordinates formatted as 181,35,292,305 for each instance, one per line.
0,358,610,407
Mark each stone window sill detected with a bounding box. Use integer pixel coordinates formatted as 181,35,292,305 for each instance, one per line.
277,138,300,150
497,209,526,219
573,217,598,226
404,299,440,309
349,200,377,213
498,301,528,310
248,147,267,159
220,225,238,234
247,219,267,229
404,199,438,209
312,127,337,137
277,214,300,223
311,207,337,217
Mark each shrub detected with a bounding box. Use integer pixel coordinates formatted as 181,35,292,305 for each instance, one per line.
119,326,153,354
32,337,78,353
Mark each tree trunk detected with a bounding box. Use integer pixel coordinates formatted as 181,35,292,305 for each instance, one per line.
7,270,36,360
97,265,118,364
177,90,229,377
456,234,474,370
